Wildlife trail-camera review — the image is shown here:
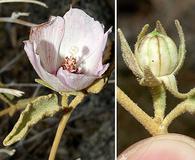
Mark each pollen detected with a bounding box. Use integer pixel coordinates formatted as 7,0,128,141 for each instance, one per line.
61,56,78,73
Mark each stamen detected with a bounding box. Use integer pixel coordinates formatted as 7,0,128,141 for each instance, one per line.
61,56,78,73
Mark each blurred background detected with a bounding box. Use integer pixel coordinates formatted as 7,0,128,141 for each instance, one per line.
0,0,115,160
118,0,195,155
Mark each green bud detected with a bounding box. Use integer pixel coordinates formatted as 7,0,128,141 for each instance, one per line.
135,30,178,77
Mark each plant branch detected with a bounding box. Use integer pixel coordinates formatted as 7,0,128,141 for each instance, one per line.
0,97,36,117
161,100,189,131
117,87,159,136
0,0,48,8
0,17,36,27
48,92,85,160
0,94,14,106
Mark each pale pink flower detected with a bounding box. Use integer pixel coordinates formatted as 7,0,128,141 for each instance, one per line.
24,8,111,91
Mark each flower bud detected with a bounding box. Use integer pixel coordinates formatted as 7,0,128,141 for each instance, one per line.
135,30,178,77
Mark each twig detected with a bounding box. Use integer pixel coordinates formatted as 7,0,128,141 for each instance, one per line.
117,87,159,136
0,53,23,74
0,88,24,97
0,93,14,106
48,93,85,160
108,79,115,84
0,0,48,8
0,17,36,27
11,12,30,19
5,83,41,87
32,85,41,97
15,128,51,147
0,97,36,117
0,148,15,156
161,101,188,131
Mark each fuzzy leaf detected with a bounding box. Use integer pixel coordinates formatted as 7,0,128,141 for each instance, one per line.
3,94,62,146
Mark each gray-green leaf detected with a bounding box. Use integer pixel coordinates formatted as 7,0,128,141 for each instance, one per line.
3,94,62,146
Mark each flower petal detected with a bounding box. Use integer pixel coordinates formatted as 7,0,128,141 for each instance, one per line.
24,41,68,91
57,67,97,91
85,27,112,76
60,8,109,75
97,63,110,76
30,16,65,73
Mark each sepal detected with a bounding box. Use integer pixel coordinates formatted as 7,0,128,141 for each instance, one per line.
118,29,143,78
161,75,195,99
139,66,161,87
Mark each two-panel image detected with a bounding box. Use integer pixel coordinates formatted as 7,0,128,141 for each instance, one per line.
0,0,195,160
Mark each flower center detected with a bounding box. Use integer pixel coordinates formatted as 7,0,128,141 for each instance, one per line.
61,56,78,73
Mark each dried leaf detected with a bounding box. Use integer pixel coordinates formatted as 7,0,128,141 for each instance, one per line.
103,39,112,64
87,77,108,94
3,94,62,146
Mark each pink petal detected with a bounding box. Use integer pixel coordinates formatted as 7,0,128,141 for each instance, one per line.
24,41,68,91
97,63,110,76
86,27,112,76
30,16,65,74
59,9,106,69
57,67,97,91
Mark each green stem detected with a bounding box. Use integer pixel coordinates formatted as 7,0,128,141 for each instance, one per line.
161,100,190,132
48,92,85,160
150,85,166,123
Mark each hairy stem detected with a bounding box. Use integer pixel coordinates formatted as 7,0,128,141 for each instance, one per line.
48,93,85,160
161,101,188,132
117,87,159,136
150,85,166,123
